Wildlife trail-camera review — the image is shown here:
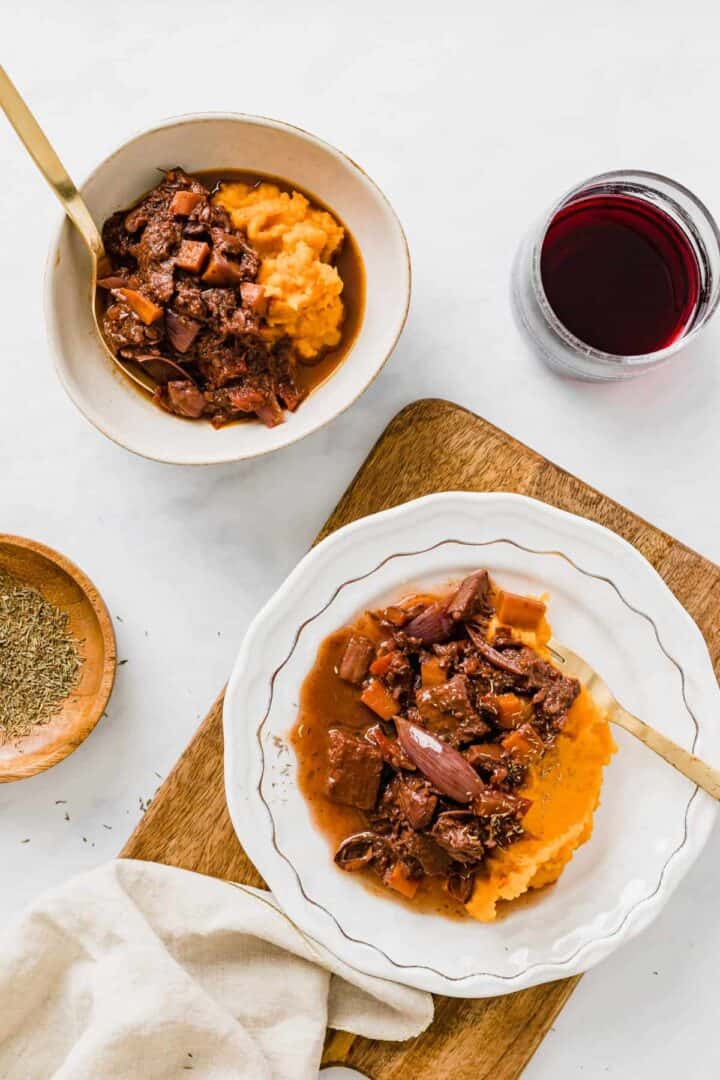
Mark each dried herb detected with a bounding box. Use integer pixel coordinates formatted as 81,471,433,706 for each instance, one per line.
0,569,84,742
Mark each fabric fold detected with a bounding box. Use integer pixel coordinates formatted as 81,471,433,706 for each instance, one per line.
0,859,433,1079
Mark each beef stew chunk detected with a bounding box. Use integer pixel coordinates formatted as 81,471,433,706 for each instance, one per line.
318,570,580,906
99,168,302,428
338,634,375,685
327,728,383,809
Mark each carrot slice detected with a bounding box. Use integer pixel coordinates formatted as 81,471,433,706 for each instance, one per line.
201,252,243,286
420,656,446,688
369,651,397,677
494,693,532,730
385,863,419,899
360,679,399,720
175,239,209,274
496,590,546,630
115,288,163,325
378,606,408,627
240,282,267,314
170,190,204,216
502,725,544,762
502,730,534,756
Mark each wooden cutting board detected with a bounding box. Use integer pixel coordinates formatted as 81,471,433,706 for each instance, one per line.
121,398,720,1079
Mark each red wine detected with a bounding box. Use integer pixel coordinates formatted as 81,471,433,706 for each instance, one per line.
540,194,700,355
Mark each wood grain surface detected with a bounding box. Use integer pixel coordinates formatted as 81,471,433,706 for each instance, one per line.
121,399,720,1079
0,534,116,783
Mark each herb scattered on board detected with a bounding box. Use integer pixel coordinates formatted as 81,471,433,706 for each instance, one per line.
0,569,84,742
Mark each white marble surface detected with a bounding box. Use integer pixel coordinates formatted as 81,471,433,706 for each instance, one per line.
3,3,720,1076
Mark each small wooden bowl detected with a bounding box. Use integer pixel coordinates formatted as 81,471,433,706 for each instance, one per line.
0,535,116,782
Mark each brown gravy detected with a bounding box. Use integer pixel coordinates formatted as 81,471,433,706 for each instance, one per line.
292,621,469,920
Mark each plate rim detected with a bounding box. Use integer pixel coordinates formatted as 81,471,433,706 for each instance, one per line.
224,491,720,995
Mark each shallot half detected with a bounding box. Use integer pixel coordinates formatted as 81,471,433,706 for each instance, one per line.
395,718,485,804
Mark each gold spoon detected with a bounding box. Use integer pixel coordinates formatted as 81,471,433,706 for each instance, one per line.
549,636,720,799
0,66,156,396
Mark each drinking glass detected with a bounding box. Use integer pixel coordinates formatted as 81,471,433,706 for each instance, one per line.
512,170,720,379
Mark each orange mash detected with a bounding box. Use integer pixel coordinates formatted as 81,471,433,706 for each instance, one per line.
214,182,345,360
466,687,616,921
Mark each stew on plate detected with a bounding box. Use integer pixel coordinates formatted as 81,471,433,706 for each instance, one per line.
292,570,594,917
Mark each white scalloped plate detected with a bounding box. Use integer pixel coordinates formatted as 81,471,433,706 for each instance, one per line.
223,492,720,997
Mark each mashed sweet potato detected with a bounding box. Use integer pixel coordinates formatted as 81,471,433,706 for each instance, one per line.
465,688,616,921
214,182,345,360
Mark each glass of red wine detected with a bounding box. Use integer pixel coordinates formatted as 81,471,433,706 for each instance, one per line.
513,170,720,378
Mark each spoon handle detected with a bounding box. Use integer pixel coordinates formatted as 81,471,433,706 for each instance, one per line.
609,703,720,799
0,66,104,258
549,636,720,801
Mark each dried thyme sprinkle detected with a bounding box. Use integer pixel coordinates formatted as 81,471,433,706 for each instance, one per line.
0,569,84,742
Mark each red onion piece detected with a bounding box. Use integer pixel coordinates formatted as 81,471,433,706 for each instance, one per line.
466,626,525,675
166,380,206,418
134,354,193,385
334,832,384,872
403,601,454,644
448,569,490,622
395,718,485,804
97,274,131,290
165,310,201,354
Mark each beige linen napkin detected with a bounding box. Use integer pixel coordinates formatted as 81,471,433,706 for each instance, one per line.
0,859,432,1079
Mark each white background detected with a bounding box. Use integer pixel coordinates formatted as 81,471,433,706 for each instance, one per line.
3,3,720,1076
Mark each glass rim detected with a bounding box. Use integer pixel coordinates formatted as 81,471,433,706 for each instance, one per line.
530,168,720,366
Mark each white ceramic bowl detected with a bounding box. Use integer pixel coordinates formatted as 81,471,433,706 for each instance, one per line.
45,114,410,465
223,492,720,997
